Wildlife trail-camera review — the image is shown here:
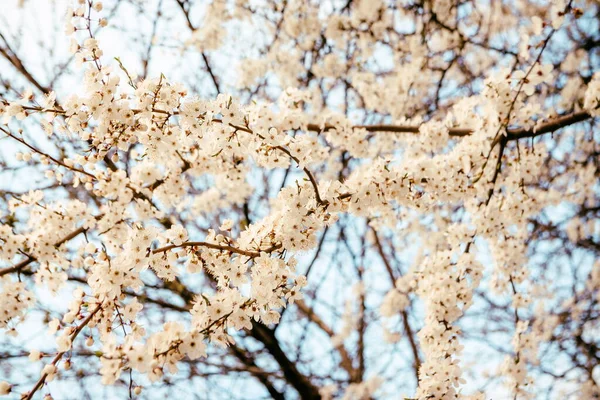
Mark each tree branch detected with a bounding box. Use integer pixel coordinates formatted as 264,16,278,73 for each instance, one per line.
25,304,102,400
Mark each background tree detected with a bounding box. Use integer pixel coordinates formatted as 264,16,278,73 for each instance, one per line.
0,0,598,399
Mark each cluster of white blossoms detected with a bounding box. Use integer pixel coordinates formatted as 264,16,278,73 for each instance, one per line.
0,0,599,399
0,276,34,332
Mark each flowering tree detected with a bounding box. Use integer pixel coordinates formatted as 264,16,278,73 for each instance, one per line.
0,0,598,398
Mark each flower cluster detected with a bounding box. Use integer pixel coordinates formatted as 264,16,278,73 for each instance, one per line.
0,0,598,399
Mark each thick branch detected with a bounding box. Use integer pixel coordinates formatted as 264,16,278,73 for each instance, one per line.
496,110,593,145
228,345,286,400
157,270,322,399
306,109,594,143
249,321,322,400
152,241,282,258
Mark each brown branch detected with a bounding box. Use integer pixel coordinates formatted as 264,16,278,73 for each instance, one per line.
201,52,221,95
371,228,421,382
69,272,286,399
19,102,594,145
153,263,322,400
228,345,286,400
307,109,594,142
270,144,327,206
493,109,594,146
69,273,286,399
0,32,50,94
306,123,472,136
174,0,221,94
0,126,96,180
25,304,102,400
0,149,199,278
295,299,357,381
140,0,164,81
152,241,282,258
249,321,322,400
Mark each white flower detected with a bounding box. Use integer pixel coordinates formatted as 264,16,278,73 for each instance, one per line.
166,225,188,246
0,381,11,395
531,16,543,35
29,349,42,362
41,364,57,382
513,64,553,96
56,333,73,352
180,333,207,360
219,219,234,231
127,347,152,373
380,289,409,317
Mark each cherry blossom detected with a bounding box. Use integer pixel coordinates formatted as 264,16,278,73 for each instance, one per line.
0,0,598,399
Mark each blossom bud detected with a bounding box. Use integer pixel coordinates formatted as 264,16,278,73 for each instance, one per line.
0,381,11,395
